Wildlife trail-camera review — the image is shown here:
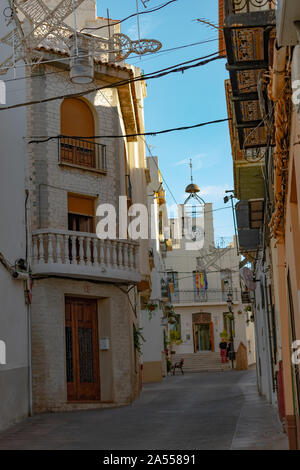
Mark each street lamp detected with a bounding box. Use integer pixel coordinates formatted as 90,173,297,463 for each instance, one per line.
224,190,239,256
227,290,235,369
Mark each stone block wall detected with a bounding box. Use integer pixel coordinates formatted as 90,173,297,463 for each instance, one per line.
31,278,138,412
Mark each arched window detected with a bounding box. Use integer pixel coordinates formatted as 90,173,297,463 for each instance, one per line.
60,98,102,169
61,98,95,137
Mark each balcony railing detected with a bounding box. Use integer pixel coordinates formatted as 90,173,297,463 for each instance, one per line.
31,229,140,283
170,289,240,305
59,136,107,172
225,0,276,15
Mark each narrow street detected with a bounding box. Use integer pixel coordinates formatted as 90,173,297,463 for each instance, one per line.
0,369,288,450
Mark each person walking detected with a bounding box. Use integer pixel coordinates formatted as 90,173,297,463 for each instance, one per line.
219,338,228,363
226,340,232,362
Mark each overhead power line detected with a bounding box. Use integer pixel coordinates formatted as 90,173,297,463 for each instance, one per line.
3,38,219,84
97,89,179,206
80,0,178,32
0,52,223,112
128,38,219,63
28,118,230,144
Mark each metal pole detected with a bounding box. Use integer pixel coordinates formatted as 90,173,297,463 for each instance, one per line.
136,0,142,60
230,195,239,256
230,313,234,369
72,0,78,56
227,291,235,369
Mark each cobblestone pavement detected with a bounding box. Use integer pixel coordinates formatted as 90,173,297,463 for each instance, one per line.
0,369,289,450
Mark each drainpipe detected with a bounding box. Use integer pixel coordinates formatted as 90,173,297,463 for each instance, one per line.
27,301,33,417
271,41,287,101
25,190,33,417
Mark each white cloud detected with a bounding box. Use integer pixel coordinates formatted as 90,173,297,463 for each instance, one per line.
175,185,230,206
200,185,231,200
174,154,207,170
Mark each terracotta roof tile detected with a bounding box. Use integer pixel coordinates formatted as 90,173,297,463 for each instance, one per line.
35,45,133,73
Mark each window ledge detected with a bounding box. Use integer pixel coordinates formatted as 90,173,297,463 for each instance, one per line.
59,162,107,175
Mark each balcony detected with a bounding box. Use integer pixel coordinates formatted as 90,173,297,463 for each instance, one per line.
31,230,140,284
236,200,264,257
59,136,107,173
225,0,276,15
222,0,276,150
170,289,240,306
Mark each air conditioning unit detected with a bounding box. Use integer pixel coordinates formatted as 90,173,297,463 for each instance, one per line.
277,0,300,46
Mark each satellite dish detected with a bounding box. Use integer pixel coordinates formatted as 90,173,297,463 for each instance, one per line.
240,267,256,291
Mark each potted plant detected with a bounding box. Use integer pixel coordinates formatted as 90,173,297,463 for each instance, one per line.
146,302,158,320
225,313,234,321
168,331,183,358
133,326,146,354
220,330,228,341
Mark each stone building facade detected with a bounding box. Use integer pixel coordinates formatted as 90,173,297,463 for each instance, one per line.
8,2,151,413
26,58,149,411
165,203,256,367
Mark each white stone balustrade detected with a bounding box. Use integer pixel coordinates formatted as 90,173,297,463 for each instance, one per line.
31,229,141,283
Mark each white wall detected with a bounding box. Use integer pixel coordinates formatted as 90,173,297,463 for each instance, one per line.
141,309,164,363
141,157,166,365
254,253,277,404
0,1,30,430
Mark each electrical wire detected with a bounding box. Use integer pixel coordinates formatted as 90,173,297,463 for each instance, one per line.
128,38,219,64
145,144,178,205
0,52,223,112
80,0,178,32
242,82,289,157
2,38,219,83
99,90,179,206
28,118,230,144
0,51,94,74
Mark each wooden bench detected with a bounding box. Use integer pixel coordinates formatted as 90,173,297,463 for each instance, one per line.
172,358,184,375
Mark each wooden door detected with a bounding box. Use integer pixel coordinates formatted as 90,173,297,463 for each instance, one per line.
65,297,100,402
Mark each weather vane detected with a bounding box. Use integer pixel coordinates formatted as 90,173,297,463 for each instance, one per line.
0,0,162,76
184,158,205,205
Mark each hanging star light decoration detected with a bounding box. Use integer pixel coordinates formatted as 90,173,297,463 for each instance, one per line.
0,0,162,75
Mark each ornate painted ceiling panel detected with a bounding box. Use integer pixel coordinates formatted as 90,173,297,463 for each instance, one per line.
231,28,264,62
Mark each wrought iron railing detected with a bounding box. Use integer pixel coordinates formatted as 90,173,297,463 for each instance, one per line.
59,136,107,171
225,0,276,15
170,289,240,304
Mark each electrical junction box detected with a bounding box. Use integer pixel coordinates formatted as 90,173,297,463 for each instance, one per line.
277,0,300,46
100,338,110,351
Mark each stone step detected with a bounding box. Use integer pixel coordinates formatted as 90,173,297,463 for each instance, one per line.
172,353,231,372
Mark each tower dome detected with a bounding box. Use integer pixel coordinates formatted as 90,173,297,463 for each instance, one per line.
184,159,205,205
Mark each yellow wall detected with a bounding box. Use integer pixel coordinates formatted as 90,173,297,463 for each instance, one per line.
142,361,163,383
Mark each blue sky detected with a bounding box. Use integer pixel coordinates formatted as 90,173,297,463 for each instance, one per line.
96,0,234,243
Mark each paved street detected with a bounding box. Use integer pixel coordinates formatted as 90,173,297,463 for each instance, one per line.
0,369,288,450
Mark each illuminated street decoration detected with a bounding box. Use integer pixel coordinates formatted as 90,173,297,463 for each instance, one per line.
0,0,162,75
